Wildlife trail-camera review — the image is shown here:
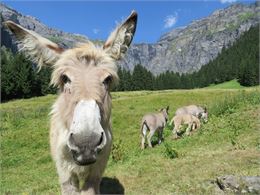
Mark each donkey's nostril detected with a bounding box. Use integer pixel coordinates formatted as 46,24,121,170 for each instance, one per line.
97,132,103,146
69,133,74,141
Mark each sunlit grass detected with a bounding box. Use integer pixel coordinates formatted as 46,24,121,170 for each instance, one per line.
1,89,259,194
205,79,244,89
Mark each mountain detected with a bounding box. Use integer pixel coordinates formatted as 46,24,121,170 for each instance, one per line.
1,2,259,75
120,3,259,74
0,3,88,51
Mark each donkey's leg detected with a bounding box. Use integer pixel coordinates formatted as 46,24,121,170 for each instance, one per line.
191,122,196,131
172,121,180,139
172,127,179,139
158,128,163,145
147,129,155,148
55,160,80,195
185,123,192,136
141,134,146,149
141,124,148,149
60,173,80,195
81,179,100,195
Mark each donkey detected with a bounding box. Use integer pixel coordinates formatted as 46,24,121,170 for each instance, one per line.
170,114,201,139
140,106,169,149
4,11,137,195
175,104,208,123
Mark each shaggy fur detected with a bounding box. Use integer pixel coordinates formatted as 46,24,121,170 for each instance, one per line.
4,11,137,195
49,45,117,194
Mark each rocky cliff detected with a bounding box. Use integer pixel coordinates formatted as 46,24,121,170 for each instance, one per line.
1,2,259,74
120,3,259,74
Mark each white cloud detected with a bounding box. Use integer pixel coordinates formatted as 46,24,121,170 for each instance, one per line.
220,0,237,3
164,13,178,29
92,28,100,34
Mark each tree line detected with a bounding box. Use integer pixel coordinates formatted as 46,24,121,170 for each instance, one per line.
1,47,56,102
1,25,258,101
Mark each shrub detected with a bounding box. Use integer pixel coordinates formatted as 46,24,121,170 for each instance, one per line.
111,139,124,162
164,142,178,159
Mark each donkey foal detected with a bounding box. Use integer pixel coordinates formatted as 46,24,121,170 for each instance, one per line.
170,114,201,139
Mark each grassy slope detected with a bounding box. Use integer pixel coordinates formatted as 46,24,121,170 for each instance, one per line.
205,79,244,89
1,89,260,194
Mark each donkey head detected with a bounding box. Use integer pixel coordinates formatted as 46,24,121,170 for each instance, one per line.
198,106,208,123
160,106,169,123
201,107,208,123
4,11,137,166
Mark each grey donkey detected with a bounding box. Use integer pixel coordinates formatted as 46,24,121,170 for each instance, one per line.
140,106,169,149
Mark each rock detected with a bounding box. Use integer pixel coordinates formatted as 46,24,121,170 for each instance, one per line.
215,175,260,194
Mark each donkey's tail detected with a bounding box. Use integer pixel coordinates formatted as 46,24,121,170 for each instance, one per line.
141,120,149,137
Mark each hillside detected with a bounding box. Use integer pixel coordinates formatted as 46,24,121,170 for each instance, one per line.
1,89,260,194
205,79,244,89
1,2,259,74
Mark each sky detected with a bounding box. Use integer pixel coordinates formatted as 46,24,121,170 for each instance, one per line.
2,0,256,43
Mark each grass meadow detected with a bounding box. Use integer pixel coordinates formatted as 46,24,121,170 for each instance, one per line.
1,86,260,194
205,79,244,89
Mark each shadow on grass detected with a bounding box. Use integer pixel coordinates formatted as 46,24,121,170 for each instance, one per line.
100,177,124,194
151,139,162,147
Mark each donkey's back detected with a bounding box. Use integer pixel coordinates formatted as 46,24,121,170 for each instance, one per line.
141,113,165,131
175,105,204,117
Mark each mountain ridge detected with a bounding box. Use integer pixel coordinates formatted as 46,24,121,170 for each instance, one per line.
120,3,259,74
1,2,259,75
0,3,88,51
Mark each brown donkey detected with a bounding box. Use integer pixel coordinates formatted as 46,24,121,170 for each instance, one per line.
4,11,137,195
170,114,201,139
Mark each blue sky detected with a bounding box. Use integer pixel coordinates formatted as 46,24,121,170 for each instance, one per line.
3,0,256,43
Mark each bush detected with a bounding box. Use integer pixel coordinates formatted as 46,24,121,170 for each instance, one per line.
164,142,178,159
111,139,125,162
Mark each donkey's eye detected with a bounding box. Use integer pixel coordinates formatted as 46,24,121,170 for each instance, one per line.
61,74,71,84
103,75,113,87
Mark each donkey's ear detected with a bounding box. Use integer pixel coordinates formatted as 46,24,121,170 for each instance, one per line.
4,21,64,69
103,11,137,60
166,106,170,112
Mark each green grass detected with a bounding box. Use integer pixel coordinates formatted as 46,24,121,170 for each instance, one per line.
1,89,260,194
205,79,244,89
